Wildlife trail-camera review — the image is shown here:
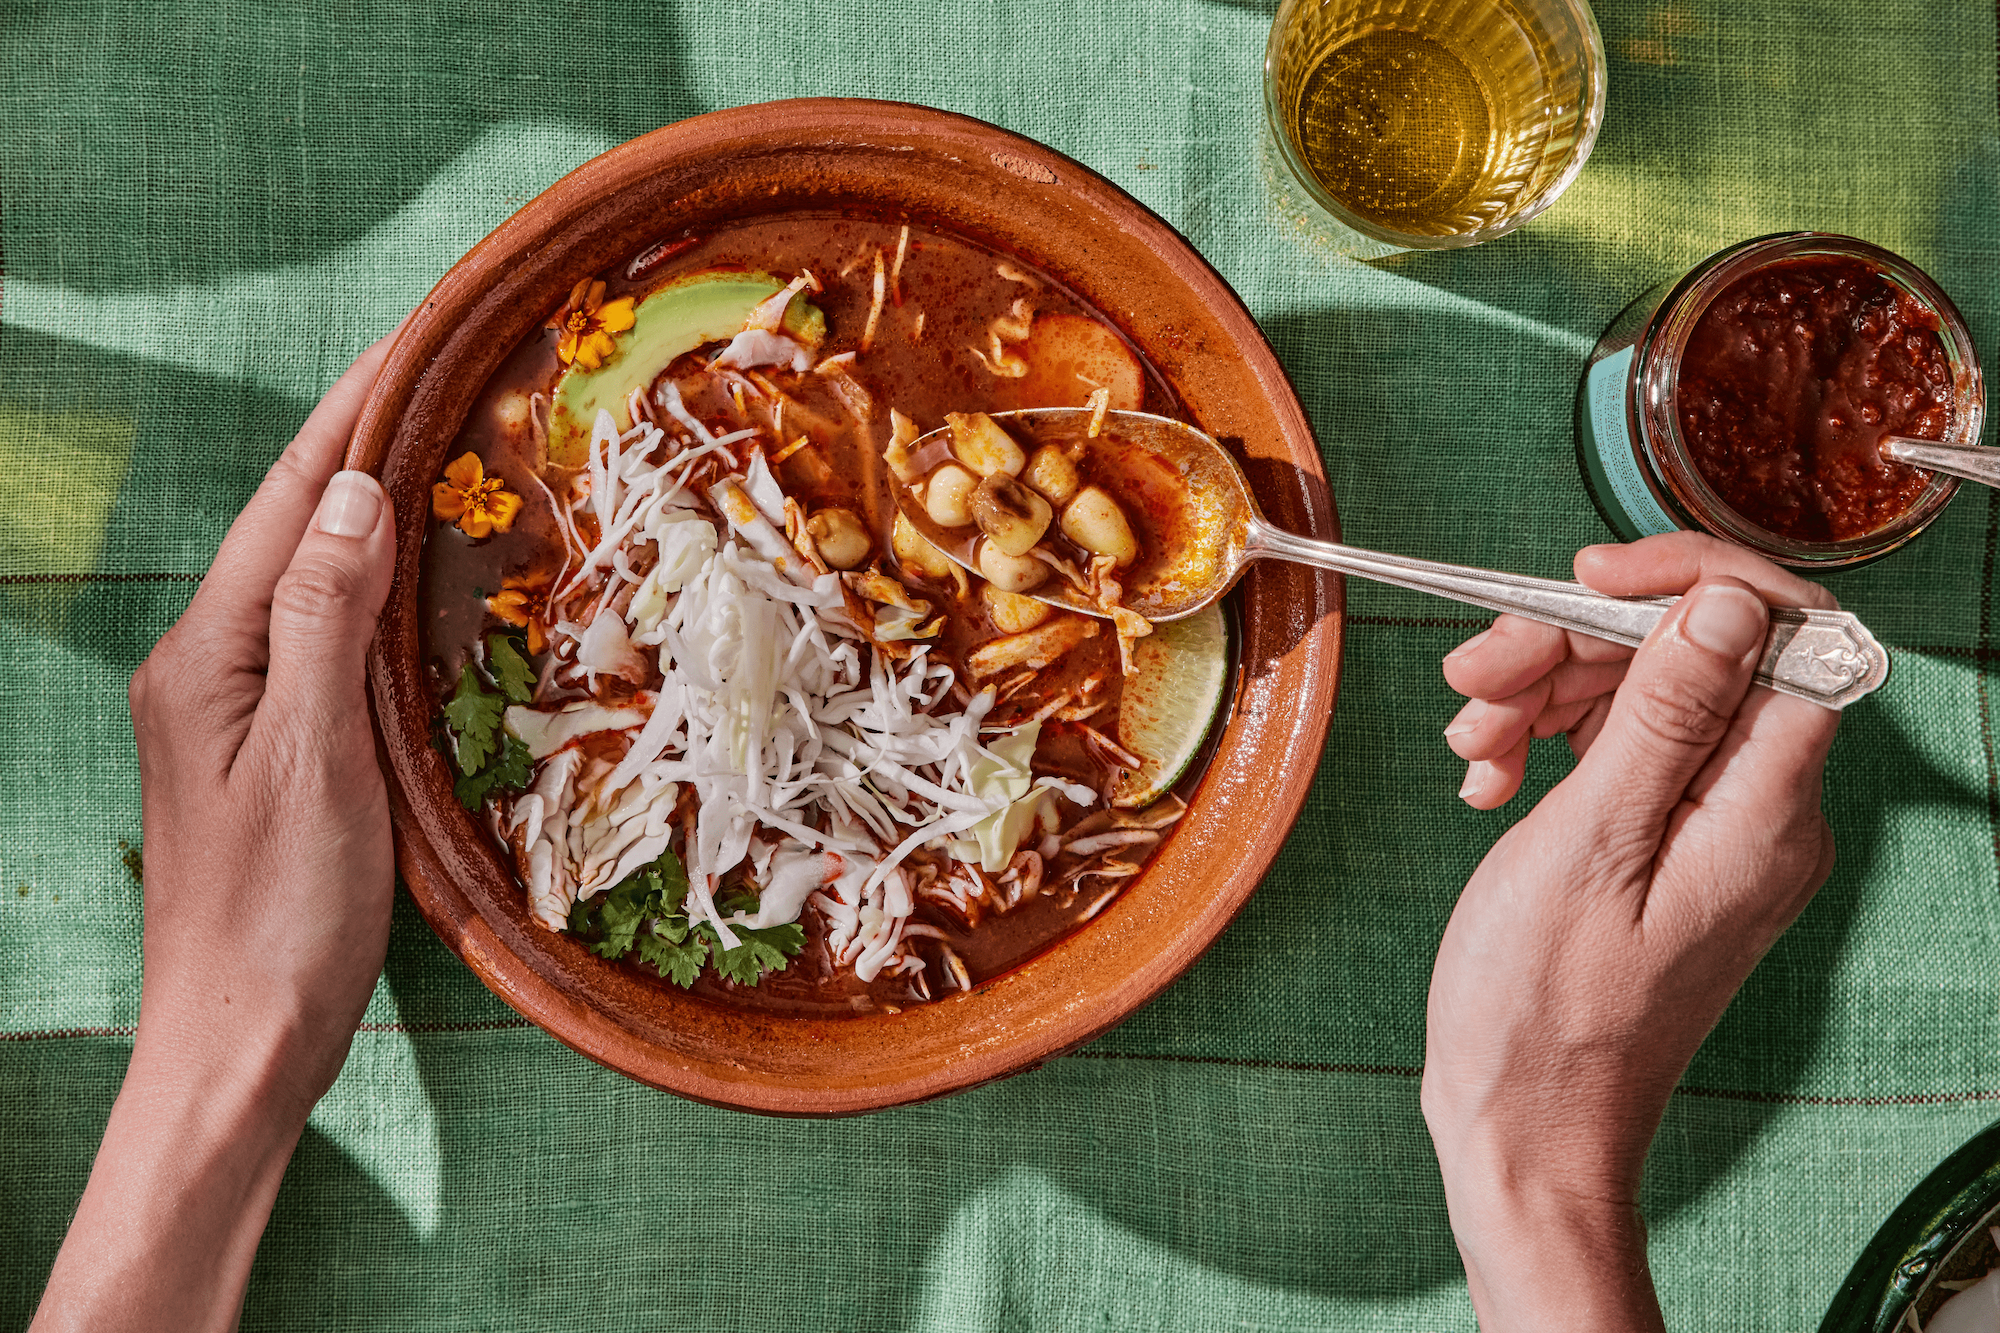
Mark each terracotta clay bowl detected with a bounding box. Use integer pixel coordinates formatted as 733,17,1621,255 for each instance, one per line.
346,98,1344,1116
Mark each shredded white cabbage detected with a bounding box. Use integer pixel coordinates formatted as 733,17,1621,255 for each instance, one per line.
502,405,1051,983
713,327,810,373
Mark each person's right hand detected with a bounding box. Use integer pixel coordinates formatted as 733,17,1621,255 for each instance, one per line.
1422,532,1843,1331
1440,533,1842,810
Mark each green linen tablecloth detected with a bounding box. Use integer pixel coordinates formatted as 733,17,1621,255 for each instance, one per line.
4,2,1998,1328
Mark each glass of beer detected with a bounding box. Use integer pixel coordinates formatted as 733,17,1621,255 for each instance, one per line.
1263,0,1605,253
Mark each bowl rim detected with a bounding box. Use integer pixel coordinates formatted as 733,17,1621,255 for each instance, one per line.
1821,1112,2000,1332
345,97,1345,1115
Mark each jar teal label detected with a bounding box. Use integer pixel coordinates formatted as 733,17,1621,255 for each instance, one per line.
1584,347,1680,538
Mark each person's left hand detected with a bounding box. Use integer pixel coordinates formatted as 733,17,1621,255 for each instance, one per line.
34,333,401,1333
127,347,402,1111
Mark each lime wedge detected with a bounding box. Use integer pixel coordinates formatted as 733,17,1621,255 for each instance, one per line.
1110,602,1231,808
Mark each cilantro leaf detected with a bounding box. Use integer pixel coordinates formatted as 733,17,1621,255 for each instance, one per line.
696,883,805,985
571,851,693,960
443,649,533,810
588,875,654,959
706,921,806,986
714,886,760,917
565,851,797,989
485,633,536,704
635,927,707,987
643,850,691,913
452,769,494,811
488,733,534,788
442,663,504,776
453,734,533,810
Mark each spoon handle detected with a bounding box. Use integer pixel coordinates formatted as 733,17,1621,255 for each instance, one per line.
1885,436,2000,487
1242,522,1889,709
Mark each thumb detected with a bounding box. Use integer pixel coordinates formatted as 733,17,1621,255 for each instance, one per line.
1570,577,1768,838
260,470,397,732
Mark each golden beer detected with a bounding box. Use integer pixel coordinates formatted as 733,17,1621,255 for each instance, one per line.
1265,0,1604,247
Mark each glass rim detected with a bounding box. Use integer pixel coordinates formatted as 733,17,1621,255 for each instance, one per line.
1633,231,1986,566
1261,0,1608,250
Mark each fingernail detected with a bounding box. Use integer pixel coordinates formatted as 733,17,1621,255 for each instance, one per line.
1444,700,1485,738
1446,630,1492,661
1680,584,1766,660
316,471,382,538
1458,761,1494,803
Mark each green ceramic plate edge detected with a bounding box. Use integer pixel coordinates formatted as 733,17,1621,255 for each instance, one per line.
1820,1113,2000,1332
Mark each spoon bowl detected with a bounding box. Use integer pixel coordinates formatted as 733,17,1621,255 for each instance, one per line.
896,408,1256,622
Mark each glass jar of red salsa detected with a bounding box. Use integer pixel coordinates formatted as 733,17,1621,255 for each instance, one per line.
1576,233,1985,569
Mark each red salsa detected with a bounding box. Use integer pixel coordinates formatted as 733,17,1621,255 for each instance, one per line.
1675,256,1953,542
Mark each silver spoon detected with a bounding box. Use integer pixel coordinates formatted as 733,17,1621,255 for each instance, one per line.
1885,435,2000,487
896,408,1889,710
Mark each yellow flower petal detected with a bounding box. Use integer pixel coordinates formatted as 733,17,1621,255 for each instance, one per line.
442,452,485,489
597,298,636,334
556,328,581,365
486,589,531,626
459,509,494,539
584,279,607,310
431,482,469,520
484,489,524,533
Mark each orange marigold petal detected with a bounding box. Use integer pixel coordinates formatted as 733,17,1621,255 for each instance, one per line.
486,589,530,626
442,452,485,489
584,279,607,310
431,481,470,520
597,298,636,333
556,328,581,365
458,509,495,539
566,277,593,311
484,489,524,533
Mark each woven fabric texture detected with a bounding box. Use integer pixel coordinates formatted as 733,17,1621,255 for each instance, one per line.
4,2,1999,1329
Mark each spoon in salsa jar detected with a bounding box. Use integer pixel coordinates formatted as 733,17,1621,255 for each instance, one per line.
892,408,1889,710
1885,436,2000,489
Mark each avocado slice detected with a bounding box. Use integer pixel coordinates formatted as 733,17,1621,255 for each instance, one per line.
545,271,825,468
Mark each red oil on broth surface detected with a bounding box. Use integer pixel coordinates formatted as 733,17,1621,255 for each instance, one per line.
421,214,1225,1018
